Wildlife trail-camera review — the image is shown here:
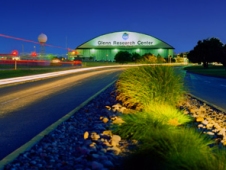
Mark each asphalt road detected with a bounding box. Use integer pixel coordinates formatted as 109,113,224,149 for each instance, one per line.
184,71,226,112
0,67,124,160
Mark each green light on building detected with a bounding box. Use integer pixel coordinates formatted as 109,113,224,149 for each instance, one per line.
75,31,174,61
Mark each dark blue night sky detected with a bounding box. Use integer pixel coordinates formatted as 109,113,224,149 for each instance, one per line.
0,0,226,56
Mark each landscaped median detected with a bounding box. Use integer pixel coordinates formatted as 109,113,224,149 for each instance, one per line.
110,65,226,169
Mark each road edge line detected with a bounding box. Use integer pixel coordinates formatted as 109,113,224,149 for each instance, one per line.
0,80,116,169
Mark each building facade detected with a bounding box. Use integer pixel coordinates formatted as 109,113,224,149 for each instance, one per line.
74,31,174,61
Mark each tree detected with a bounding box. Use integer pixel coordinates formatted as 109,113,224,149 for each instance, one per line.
187,38,224,68
131,52,141,62
220,44,226,69
114,51,132,63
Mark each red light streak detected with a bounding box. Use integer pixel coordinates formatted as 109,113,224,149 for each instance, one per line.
0,34,73,51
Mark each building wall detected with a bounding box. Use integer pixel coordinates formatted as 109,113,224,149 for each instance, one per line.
76,48,174,61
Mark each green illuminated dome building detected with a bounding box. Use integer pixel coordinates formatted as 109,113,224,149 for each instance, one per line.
74,31,174,61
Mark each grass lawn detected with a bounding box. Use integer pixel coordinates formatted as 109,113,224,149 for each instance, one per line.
184,65,226,78
82,61,118,67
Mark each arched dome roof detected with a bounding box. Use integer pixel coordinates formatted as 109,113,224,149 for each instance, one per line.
76,31,174,49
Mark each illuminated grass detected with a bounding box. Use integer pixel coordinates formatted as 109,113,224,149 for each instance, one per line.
143,104,193,126
121,128,217,170
111,104,192,140
116,65,186,110
111,111,175,140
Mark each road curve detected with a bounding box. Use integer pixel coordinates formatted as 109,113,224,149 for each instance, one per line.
0,67,124,160
184,71,226,112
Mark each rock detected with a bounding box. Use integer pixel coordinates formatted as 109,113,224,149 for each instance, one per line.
110,135,121,146
102,117,109,124
91,161,104,169
198,124,204,129
218,128,226,137
103,140,112,147
189,108,197,114
196,117,204,122
107,146,121,155
206,123,213,129
111,135,121,143
78,146,90,155
102,160,114,168
202,120,208,125
206,132,215,136
112,103,122,112
90,142,96,148
84,131,89,139
91,132,100,141
199,106,206,114
91,154,100,159
102,130,112,136
112,117,125,125
105,106,111,110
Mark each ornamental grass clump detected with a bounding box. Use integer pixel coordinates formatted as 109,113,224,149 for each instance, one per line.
203,149,226,170
121,127,217,170
111,104,192,140
116,65,185,111
111,111,175,141
143,104,193,126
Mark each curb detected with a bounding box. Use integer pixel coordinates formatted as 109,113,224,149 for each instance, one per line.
188,93,226,113
0,80,116,169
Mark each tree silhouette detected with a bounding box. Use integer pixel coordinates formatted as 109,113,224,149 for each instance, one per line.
187,38,224,68
114,51,132,63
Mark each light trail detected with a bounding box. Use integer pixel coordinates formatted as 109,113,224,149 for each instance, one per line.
0,33,73,51
0,63,183,86
0,66,117,86
0,64,147,86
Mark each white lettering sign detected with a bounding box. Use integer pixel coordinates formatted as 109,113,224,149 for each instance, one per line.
97,40,153,46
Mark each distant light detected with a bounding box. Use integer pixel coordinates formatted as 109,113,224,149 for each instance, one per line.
158,49,163,52
11,50,19,56
136,49,140,52
114,49,118,52
31,51,37,57
71,50,78,55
